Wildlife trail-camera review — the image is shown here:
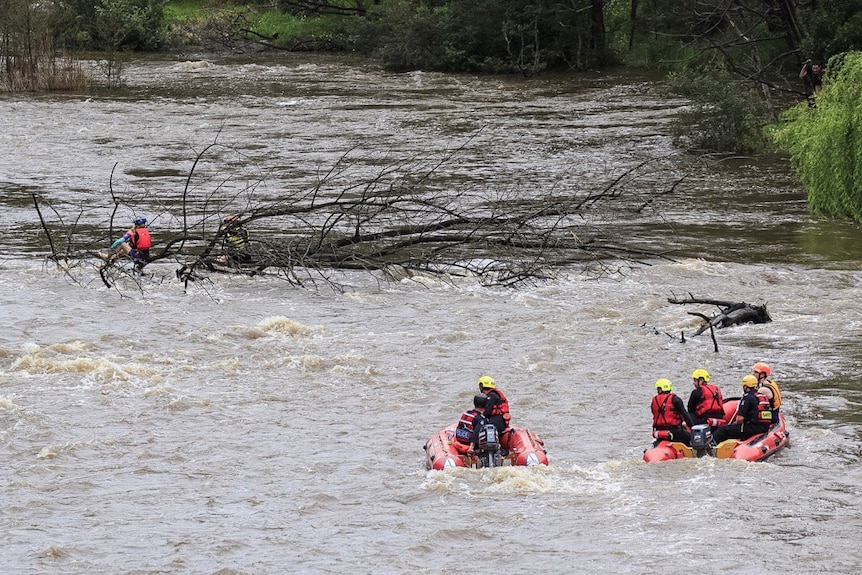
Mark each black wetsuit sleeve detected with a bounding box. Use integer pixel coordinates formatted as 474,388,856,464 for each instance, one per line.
674,395,695,428
687,388,701,414
470,415,484,447
485,391,500,414
738,394,755,421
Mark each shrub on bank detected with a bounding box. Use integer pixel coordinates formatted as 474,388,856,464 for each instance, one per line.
666,69,769,155
771,52,862,221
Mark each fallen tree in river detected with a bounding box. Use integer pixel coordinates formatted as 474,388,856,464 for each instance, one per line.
643,295,772,353
34,138,688,292
668,295,772,335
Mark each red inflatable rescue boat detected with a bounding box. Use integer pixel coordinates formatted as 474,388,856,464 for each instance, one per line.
643,398,789,463
424,424,549,470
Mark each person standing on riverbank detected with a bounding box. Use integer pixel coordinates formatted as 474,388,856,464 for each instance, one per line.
800,59,825,106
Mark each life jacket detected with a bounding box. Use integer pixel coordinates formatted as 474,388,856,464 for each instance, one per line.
454,409,481,444
755,392,774,424
225,226,247,251
744,392,773,426
131,227,152,251
694,383,724,417
486,389,510,421
760,379,782,410
651,392,683,428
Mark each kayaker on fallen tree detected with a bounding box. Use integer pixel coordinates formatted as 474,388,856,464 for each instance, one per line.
711,375,772,444
651,378,695,446
104,217,151,267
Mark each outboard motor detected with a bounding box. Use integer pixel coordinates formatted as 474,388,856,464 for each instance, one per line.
476,423,502,468
690,424,714,457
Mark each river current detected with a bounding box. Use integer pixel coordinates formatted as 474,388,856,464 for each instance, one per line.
1,54,862,574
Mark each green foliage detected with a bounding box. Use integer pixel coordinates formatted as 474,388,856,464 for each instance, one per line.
797,0,862,62
251,11,351,46
359,0,607,73
52,0,167,51
357,2,449,71
622,34,701,71
164,0,210,21
602,0,628,51
771,52,862,221
608,0,696,70
624,0,794,74
101,0,167,50
667,69,768,154
0,0,90,91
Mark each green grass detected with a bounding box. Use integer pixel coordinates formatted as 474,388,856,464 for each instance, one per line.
164,0,211,22
251,11,347,40
252,11,307,37
164,1,345,44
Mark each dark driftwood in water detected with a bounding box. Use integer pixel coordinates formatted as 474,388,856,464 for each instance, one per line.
32,194,58,260
668,295,772,336
36,136,688,292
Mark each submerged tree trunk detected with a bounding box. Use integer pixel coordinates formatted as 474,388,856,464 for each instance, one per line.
668,295,772,335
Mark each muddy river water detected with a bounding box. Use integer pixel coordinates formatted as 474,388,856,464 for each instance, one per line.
1,54,861,574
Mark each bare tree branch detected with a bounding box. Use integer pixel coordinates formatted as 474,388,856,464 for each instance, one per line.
37,139,685,292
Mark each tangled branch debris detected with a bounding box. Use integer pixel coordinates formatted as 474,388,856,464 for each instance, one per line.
35,139,686,292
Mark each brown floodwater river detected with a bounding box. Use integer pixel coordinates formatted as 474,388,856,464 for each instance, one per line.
1,53,861,574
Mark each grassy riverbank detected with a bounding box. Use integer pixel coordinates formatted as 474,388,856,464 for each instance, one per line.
164,0,350,50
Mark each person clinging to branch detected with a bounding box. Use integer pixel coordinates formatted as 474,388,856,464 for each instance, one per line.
216,214,251,266
103,217,151,268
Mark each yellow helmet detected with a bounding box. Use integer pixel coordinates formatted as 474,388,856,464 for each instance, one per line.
478,375,496,390
655,378,673,392
741,374,759,389
691,369,710,383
